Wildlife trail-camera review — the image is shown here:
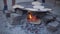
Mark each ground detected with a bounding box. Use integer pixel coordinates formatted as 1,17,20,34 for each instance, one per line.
0,3,60,34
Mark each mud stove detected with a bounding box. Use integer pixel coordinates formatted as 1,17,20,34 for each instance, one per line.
11,1,59,34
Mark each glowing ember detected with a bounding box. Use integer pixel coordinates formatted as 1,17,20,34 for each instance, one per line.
27,12,38,22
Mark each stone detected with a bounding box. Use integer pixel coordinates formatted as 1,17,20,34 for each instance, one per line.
11,13,20,18
47,26,57,32
12,16,22,25
47,21,59,32
56,17,60,22
5,10,11,18
10,13,23,25
44,15,54,20
43,14,56,25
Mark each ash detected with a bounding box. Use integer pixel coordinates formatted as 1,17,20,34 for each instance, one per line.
1,11,60,34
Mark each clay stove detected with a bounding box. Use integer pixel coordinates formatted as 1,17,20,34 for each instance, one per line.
12,1,52,24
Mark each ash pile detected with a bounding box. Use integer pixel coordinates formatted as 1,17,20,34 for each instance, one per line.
6,10,60,34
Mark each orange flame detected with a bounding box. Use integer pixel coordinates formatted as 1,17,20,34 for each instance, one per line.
27,13,38,22
29,14,32,19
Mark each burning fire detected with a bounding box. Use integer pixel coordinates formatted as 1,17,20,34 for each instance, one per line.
27,12,38,22
29,14,32,19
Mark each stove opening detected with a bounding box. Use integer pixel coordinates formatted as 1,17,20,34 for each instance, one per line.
27,12,42,24
27,12,39,22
